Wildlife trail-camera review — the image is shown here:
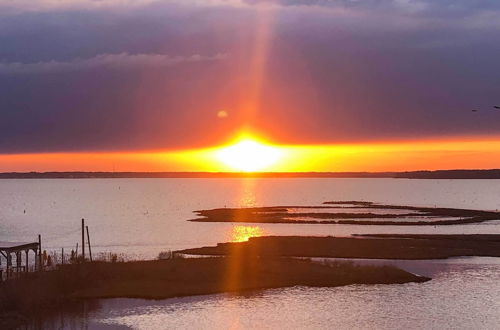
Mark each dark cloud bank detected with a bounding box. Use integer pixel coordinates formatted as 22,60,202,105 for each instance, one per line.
0,0,499,153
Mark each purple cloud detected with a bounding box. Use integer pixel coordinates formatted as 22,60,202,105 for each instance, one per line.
0,0,499,153
0,53,227,74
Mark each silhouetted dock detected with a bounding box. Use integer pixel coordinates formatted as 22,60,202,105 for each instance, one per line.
0,239,40,281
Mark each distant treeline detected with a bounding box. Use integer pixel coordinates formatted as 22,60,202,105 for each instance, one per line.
395,169,500,179
1,169,500,179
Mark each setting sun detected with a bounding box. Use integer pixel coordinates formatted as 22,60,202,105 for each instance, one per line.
215,138,283,172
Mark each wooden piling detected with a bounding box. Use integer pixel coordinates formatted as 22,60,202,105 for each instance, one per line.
38,234,42,271
86,226,93,262
81,218,85,260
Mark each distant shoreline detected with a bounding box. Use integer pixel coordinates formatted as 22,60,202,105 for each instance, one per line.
1,169,500,179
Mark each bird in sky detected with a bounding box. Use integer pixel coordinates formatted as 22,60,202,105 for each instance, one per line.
472,106,500,112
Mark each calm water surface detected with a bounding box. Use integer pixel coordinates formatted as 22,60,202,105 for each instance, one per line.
1,178,500,259
1,178,500,329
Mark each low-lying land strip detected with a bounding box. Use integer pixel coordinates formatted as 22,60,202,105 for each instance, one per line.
0,257,427,328
178,235,500,259
190,201,500,225
2,169,500,179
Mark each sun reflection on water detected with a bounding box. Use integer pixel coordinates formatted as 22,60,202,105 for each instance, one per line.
238,179,257,208
230,225,265,242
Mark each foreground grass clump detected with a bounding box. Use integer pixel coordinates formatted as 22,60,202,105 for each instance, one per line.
0,257,427,327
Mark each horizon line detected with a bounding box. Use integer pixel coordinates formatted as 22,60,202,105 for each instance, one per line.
1,169,500,179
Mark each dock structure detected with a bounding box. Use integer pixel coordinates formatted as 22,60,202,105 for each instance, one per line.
0,240,40,281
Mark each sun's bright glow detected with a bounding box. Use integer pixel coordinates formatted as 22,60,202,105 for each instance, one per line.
4,137,500,172
215,138,283,172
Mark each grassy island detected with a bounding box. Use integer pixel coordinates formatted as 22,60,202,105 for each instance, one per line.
178,235,500,259
190,201,500,226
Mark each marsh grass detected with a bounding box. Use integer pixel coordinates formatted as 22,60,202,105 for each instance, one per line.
0,256,427,328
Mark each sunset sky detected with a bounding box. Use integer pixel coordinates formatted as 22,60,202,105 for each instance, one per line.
1,0,500,172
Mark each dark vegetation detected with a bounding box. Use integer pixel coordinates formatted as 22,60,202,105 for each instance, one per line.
0,257,427,328
2,169,500,179
190,201,500,226
395,169,500,179
178,235,500,260
354,234,500,242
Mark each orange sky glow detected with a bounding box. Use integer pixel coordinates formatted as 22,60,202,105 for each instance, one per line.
2,135,500,173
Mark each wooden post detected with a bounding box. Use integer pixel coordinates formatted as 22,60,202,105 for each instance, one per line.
16,251,21,276
62,247,65,265
25,250,28,272
86,226,93,262
81,218,85,260
6,253,11,279
38,234,42,271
